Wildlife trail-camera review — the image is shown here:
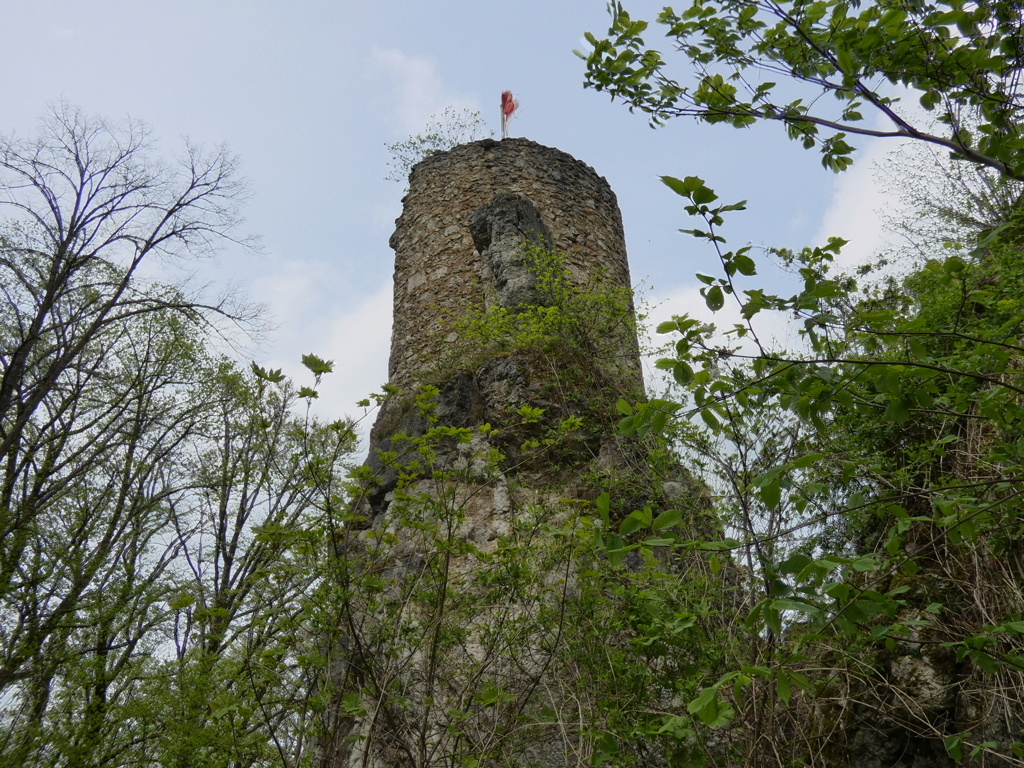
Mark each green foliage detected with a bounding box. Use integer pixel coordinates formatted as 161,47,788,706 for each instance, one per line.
582,12,1024,749
308,241,731,766
610,169,1024,761
323,407,580,764
436,245,642,393
0,106,358,767
385,106,492,184
581,0,1024,178
322,387,730,766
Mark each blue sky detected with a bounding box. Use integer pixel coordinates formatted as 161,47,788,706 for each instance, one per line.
2,0,900,423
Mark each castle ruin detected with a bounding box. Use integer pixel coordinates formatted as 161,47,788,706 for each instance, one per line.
316,139,673,768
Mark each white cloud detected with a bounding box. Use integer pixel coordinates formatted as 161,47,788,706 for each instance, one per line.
371,47,484,135
248,258,392,430
812,135,904,271
811,98,938,274
250,257,330,330
311,280,393,425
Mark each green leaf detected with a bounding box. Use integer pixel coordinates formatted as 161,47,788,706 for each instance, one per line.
168,593,195,610
759,481,782,510
885,397,910,423
764,605,783,636
210,692,240,719
251,362,285,383
700,408,721,431
301,353,335,376
619,511,648,535
705,285,725,311
789,453,826,468
971,648,1001,674
605,538,637,567
687,686,717,715
596,492,611,528
696,696,720,729
733,252,757,275
778,553,813,576
835,45,854,76
651,409,667,433
643,536,677,546
341,692,367,716
673,361,695,385
652,508,683,531
698,697,732,727
945,734,964,762
777,671,792,705
943,256,966,274
691,185,719,205
920,89,941,110
477,683,512,706
969,742,999,759
661,174,709,199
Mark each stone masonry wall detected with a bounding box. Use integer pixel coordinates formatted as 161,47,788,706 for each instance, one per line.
386,137,637,389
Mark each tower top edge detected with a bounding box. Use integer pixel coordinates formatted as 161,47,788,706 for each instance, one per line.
408,137,613,190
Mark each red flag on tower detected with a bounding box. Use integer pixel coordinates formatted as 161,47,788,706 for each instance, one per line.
501,91,518,138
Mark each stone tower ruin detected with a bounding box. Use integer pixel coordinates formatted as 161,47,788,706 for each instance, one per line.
318,139,670,768
386,137,641,390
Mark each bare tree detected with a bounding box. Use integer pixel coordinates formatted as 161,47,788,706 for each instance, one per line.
0,102,255,466
0,103,258,764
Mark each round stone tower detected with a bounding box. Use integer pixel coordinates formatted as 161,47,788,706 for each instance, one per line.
319,139,668,768
386,137,640,390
